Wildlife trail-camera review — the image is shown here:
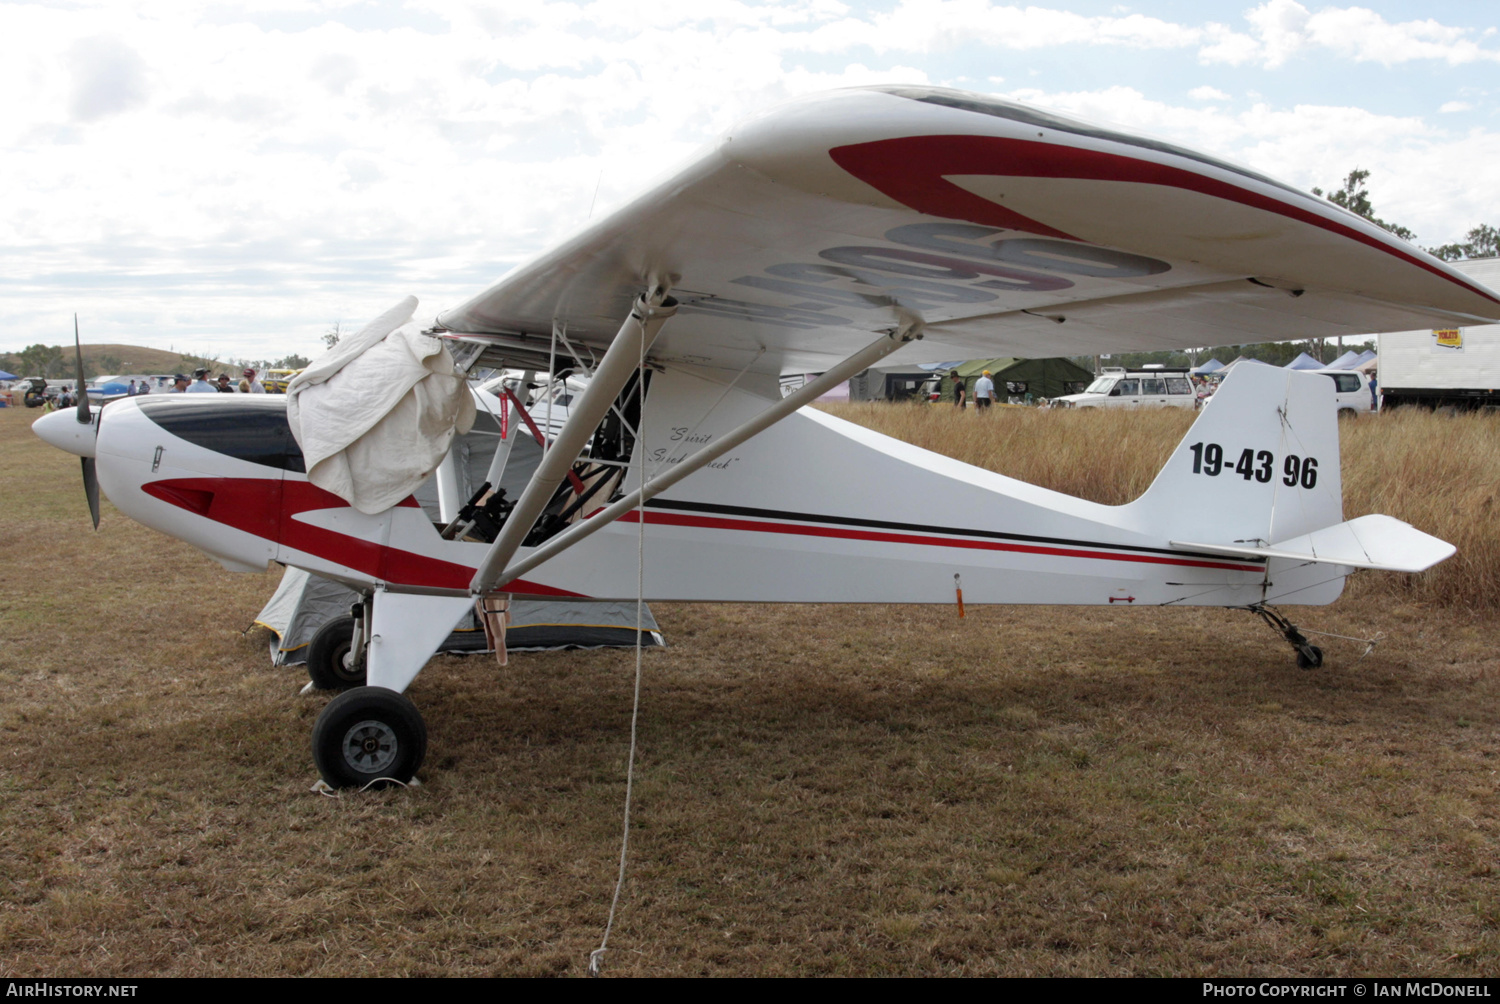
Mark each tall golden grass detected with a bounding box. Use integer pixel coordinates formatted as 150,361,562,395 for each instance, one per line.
5,398,1500,976
1340,409,1500,608
822,402,1500,609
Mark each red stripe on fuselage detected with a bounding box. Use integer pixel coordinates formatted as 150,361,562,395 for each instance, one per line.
829,135,1500,308
142,476,583,597
618,508,1264,573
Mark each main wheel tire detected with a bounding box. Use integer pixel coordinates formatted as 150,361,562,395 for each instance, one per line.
1296,645,1324,670
311,686,427,789
306,616,366,690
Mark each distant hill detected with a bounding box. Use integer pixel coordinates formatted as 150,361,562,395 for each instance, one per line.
82,344,229,376
0,343,229,380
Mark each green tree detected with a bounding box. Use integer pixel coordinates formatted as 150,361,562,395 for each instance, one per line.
178,351,223,375
1427,223,1500,262
1312,169,1416,241
1315,168,1497,263
14,343,65,378
275,353,311,369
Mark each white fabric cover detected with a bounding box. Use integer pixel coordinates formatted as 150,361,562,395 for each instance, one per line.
287,297,476,514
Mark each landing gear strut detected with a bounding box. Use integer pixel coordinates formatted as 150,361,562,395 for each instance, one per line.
1248,603,1323,669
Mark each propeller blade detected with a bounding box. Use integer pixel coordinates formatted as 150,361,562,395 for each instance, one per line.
82,456,100,530
74,314,91,425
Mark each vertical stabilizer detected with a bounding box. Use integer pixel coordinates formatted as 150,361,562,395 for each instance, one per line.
1123,363,1343,547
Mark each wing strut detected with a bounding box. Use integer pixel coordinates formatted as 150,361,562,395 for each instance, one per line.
469,286,678,596
488,321,922,592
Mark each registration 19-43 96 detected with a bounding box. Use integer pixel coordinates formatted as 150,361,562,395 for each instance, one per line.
1188,442,1320,489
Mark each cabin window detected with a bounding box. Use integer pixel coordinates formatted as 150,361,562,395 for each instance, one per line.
138,398,305,472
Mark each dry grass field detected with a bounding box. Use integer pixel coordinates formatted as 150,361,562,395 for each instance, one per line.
1,399,1497,977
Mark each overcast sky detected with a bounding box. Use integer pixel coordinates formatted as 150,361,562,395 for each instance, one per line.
3,0,1497,360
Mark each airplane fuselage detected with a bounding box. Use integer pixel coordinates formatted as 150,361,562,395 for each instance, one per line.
69,365,1344,611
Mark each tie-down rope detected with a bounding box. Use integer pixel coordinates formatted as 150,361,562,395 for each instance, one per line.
588,318,650,977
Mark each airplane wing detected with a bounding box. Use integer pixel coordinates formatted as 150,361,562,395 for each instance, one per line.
436,85,1500,376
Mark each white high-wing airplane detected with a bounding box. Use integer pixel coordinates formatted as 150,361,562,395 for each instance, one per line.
34,86,1491,789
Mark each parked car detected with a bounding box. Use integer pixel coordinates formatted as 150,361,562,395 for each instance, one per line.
21,377,50,408
1046,367,1197,410
263,368,301,394
1310,367,1375,416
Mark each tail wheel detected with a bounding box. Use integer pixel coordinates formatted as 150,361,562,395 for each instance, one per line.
306,616,365,690
311,686,427,789
1296,645,1324,670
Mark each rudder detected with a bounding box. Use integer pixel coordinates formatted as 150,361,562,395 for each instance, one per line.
1123,363,1342,547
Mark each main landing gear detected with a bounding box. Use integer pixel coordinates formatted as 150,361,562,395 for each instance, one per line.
306,598,428,788
312,686,427,788
1248,603,1324,670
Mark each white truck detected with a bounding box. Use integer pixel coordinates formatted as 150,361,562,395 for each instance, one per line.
1378,257,1500,410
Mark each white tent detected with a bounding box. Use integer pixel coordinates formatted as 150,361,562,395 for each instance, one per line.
1284,352,1325,370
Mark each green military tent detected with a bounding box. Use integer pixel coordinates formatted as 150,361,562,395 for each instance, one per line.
939,358,1093,405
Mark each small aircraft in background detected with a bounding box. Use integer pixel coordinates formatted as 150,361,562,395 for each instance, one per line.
34,86,1487,788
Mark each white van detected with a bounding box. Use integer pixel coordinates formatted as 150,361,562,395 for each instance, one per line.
1048,367,1197,410
1309,368,1375,415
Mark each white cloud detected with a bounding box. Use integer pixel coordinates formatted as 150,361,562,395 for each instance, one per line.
1214,0,1500,68
2,1,1497,357
1242,0,1311,68
1439,101,1473,113
68,35,151,121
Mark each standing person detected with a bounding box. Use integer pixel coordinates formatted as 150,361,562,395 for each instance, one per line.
169,373,191,393
242,367,266,393
216,374,235,392
973,369,996,410
187,368,216,393
126,379,137,396
950,369,966,409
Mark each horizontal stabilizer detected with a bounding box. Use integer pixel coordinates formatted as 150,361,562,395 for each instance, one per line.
1172,514,1455,573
